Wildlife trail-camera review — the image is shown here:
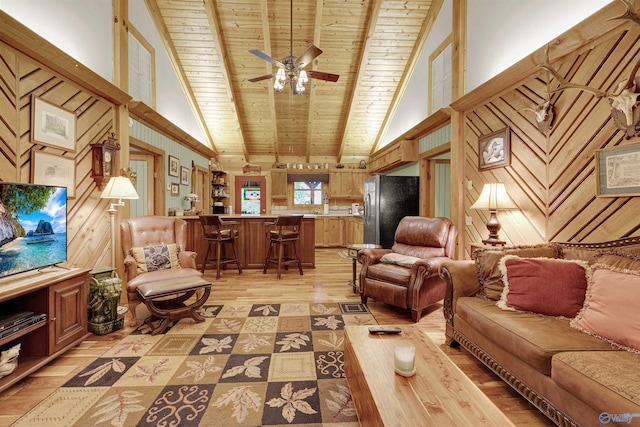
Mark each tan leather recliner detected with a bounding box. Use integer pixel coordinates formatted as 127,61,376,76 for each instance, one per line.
120,216,202,325
358,216,457,322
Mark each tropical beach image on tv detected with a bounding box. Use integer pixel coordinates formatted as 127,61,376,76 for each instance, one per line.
0,182,67,278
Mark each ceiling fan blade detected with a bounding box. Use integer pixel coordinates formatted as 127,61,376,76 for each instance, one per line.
307,70,340,82
294,45,323,68
249,49,285,68
248,74,276,83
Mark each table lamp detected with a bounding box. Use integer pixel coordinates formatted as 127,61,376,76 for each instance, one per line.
100,176,139,267
470,183,517,246
184,193,200,212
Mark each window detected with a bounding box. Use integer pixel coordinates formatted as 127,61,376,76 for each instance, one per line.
293,182,323,205
128,26,155,107
429,36,452,114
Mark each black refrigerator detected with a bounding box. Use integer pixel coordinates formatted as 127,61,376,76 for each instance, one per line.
363,175,419,249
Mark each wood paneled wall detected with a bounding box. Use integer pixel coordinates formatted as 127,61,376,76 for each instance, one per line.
0,41,118,271
459,23,640,256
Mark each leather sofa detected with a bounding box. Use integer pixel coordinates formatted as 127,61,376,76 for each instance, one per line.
358,216,457,322
120,216,202,325
441,238,640,427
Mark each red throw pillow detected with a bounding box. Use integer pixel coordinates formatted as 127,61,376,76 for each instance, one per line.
497,256,590,317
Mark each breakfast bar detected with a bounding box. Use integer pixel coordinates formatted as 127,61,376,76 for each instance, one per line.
181,215,315,270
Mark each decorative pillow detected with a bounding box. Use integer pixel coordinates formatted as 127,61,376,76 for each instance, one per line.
380,253,422,268
497,256,590,317
131,243,180,273
570,264,640,354
474,245,558,300
593,249,640,271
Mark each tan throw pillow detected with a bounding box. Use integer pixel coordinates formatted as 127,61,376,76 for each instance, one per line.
570,264,640,354
380,253,422,268
474,245,557,300
497,256,590,317
594,249,640,271
131,243,180,273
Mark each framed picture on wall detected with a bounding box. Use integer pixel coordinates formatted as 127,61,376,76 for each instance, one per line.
180,166,189,186
31,150,76,198
30,95,77,152
595,143,640,197
478,128,510,171
170,182,180,196
169,155,180,177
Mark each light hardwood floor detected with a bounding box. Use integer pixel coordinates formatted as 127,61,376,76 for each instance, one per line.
0,249,554,426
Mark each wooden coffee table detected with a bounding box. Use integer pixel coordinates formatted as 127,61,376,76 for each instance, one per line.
344,325,515,426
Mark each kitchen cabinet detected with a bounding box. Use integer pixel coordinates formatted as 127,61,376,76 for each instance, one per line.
329,171,366,199
0,269,89,393
316,215,352,248
346,216,364,244
368,139,418,173
271,171,288,199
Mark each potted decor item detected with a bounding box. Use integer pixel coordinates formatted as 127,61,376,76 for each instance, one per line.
87,267,124,335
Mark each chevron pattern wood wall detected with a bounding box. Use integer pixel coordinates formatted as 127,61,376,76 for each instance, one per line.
463,27,640,254
0,41,116,271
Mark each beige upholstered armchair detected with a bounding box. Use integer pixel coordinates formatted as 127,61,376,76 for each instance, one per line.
120,216,202,325
358,216,457,322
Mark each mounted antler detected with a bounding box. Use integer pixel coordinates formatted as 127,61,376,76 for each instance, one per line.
539,45,640,138
518,101,554,133
609,0,640,25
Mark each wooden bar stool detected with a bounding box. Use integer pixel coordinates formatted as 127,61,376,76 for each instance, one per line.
263,215,304,279
199,215,242,280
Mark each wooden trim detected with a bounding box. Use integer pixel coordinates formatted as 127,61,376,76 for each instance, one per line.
451,0,466,102
129,101,216,159
0,11,130,106
130,137,166,215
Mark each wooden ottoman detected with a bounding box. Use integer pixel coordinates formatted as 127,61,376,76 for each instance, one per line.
136,277,211,335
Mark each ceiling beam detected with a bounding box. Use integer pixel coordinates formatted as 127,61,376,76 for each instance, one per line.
257,0,280,162
370,0,445,155
203,1,250,162
144,0,217,154
305,0,324,163
336,0,382,163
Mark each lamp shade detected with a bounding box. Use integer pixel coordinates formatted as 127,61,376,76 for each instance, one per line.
184,193,200,202
100,176,139,200
470,183,516,210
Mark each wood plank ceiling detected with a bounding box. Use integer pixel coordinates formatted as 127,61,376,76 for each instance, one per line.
145,0,435,165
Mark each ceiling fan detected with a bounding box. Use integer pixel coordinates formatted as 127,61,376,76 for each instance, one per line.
248,0,339,95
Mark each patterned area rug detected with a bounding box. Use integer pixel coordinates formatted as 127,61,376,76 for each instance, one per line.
13,302,377,427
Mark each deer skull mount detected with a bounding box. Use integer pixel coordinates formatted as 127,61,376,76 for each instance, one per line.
518,101,554,133
539,46,640,139
609,77,640,138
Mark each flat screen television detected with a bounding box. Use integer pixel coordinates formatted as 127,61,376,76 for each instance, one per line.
0,182,68,278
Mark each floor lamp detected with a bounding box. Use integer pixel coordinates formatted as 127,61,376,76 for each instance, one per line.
100,176,139,267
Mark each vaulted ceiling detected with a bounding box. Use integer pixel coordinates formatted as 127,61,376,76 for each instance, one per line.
145,0,438,165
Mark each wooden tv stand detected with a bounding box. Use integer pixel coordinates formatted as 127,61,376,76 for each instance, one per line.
0,267,89,393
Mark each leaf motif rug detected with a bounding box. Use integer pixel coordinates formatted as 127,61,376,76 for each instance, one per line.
12,302,377,427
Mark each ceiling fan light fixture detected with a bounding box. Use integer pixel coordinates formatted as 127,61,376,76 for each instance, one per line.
274,79,284,92
299,70,308,84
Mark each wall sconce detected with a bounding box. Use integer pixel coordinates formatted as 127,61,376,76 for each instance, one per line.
100,176,139,267
90,132,120,190
470,183,517,246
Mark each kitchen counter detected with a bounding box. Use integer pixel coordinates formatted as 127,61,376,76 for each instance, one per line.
181,215,315,270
